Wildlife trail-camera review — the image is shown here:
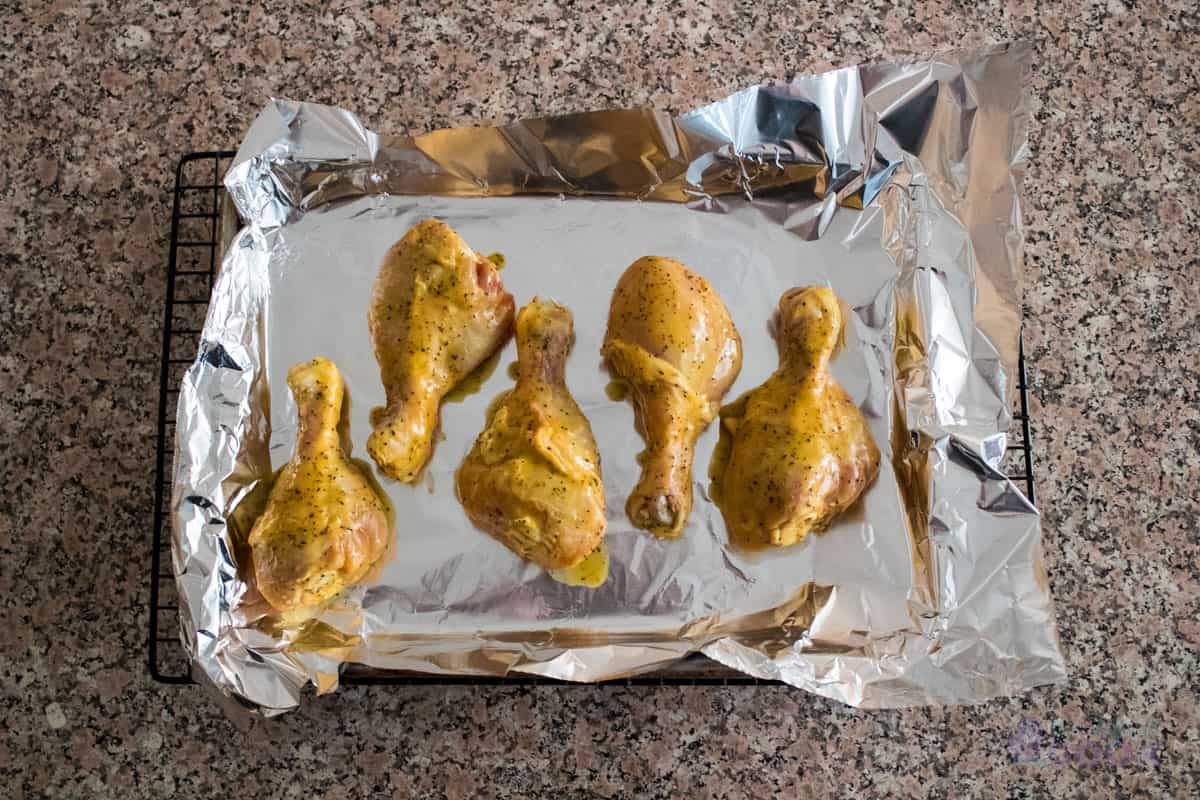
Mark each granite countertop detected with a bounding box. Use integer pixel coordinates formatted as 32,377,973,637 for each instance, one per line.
2,2,1197,797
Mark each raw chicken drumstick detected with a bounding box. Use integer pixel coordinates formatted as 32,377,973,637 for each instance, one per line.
249,357,391,614
602,256,742,538
367,219,516,482
710,287,880,548
456,299,606,571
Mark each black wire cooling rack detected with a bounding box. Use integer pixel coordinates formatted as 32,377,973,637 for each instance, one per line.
149,151,1039,686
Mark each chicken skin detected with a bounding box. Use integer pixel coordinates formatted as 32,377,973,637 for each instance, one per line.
456,299,606,571
710,287,880,549
368,219,516,482
602,256,742,537
249,358,391,614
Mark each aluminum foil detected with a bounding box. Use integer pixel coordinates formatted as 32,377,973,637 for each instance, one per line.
173,43,1066,714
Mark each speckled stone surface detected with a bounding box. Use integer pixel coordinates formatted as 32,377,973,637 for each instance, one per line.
1,1,1197,797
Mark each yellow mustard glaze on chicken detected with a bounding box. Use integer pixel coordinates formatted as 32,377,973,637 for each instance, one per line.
602,256,742,538
456,298,607,573
549,542,609,588
248,357,391,614
710,287,880,549
367,219,516,482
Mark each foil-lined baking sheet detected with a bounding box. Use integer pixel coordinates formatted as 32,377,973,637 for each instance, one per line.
173,43,1065,714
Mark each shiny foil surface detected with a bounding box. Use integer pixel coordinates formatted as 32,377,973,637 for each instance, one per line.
173,44,1066,714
